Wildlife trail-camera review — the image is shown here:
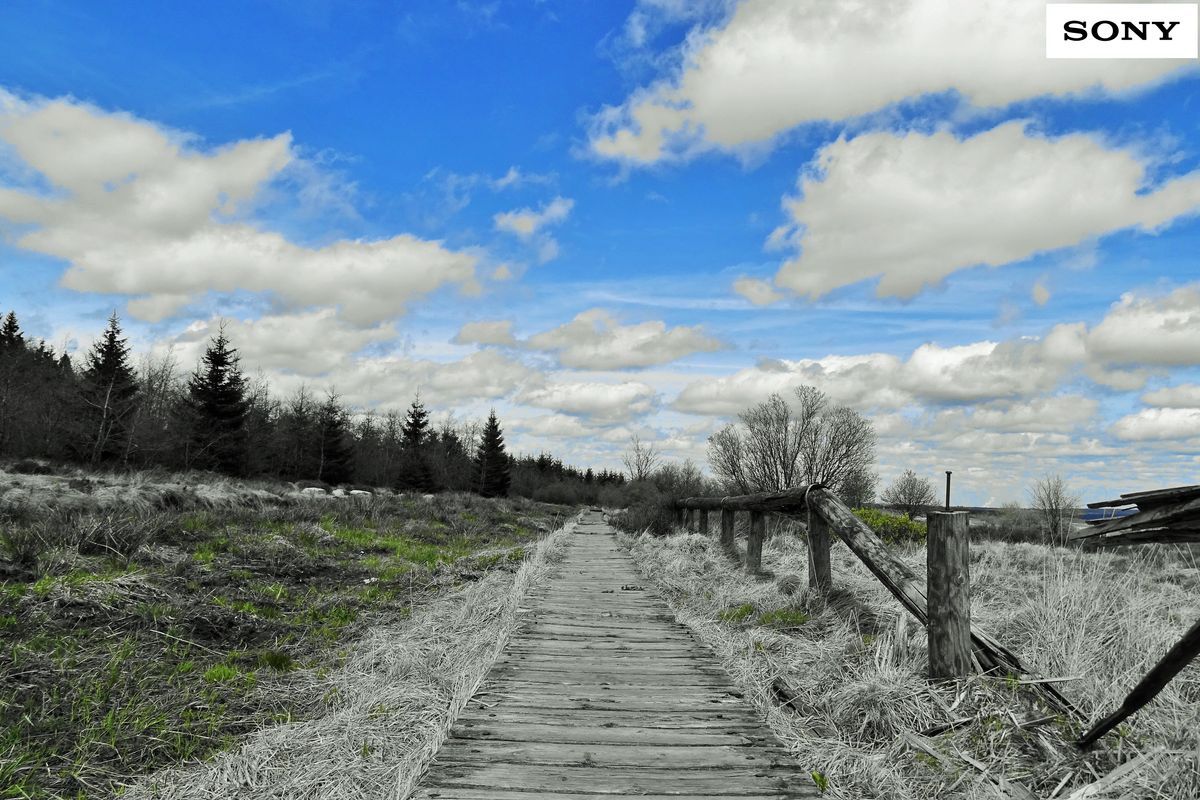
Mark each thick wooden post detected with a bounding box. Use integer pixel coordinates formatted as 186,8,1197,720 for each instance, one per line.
927,511,971,679
746,510,765,574
808,513,832,593
698,509,709,536
720,509,736,554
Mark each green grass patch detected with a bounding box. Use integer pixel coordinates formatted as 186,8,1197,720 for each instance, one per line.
756,608,810,629
718,602,756,623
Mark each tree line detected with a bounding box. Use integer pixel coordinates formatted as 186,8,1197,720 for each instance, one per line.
0,309,625,503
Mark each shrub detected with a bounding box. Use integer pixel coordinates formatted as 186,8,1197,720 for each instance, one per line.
609,481,675,536
852,507,926,545
531,481,587,506
10,459,53,475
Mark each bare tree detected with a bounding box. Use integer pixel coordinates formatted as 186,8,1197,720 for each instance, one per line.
707,385,876,498
622,434,661,482
881,469,936,518
1029,473,1080,546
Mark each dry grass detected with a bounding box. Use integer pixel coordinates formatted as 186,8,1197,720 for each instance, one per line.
619,524,1200,800
122,515,577,800
1,466,570,799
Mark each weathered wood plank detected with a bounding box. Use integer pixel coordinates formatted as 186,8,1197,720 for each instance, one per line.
413,790,796,800
432,740,794,768
425,763,805,793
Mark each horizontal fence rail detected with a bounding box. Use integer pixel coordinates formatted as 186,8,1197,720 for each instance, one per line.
674,485,1080,718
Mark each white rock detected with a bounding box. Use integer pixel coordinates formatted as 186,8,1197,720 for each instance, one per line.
349,490,372,497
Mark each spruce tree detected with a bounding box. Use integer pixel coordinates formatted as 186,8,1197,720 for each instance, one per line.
0,312,27,454
473,410,510,498
186,327,249,475
0,312,23,351
396,394,436,492
79,313,139,464
316,391,355,485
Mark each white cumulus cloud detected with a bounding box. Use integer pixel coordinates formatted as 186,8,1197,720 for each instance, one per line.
0,92,480,325
453,319,516,346
590,0,1192,163
525,308,725,369
769,123,1200,300
493,196,574,238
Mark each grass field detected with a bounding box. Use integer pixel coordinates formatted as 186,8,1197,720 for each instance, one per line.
0,468,569,799
618,520,1200,799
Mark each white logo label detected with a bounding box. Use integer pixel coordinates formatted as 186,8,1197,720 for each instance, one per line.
1047,3,1198,58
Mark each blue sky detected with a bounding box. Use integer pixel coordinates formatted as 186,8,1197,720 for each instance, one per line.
3,0,1200,504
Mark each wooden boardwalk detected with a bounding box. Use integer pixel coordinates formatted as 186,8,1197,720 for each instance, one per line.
413,510,816,799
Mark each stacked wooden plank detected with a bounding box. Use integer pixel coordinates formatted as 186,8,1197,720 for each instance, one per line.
1071,484,1200,546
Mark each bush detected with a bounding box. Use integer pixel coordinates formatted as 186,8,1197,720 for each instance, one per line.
10,459,53,475
852,507,926,545
610,481,676,536
531,481,588,506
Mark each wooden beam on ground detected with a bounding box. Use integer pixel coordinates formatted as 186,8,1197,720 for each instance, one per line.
927,511,972,679
807,514,832,593
1078,615,1200,748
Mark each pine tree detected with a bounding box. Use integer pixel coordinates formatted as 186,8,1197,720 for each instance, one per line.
473,410,510,498
396,394,436,492
316,391,355,485
0,312,27,454
186,327,249,475
0,312,23,351
79,313,139,464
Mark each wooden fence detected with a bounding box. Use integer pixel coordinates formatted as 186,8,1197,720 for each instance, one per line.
675,485,1079,715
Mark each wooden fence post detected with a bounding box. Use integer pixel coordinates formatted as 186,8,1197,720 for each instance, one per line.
698,509,709,536
676,506,685,526
746,510,765,574
927,511,971,679
720,509,736,554
686,508,697,531
808,513,832,593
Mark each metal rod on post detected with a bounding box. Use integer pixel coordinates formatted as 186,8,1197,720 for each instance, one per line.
927,510,971,679
945,471,952,510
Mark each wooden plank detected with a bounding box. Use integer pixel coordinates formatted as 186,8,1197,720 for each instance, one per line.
413,789,798,799
453,714,763,734
432,740,795,769
1073,494,1200,539
424,763,806,792
451,722,773,746
470,691,749,709
1078,614,1200,747
926,511,972,679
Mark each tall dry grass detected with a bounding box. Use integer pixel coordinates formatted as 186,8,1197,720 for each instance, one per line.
620,525,1200,799
121,513,578,800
